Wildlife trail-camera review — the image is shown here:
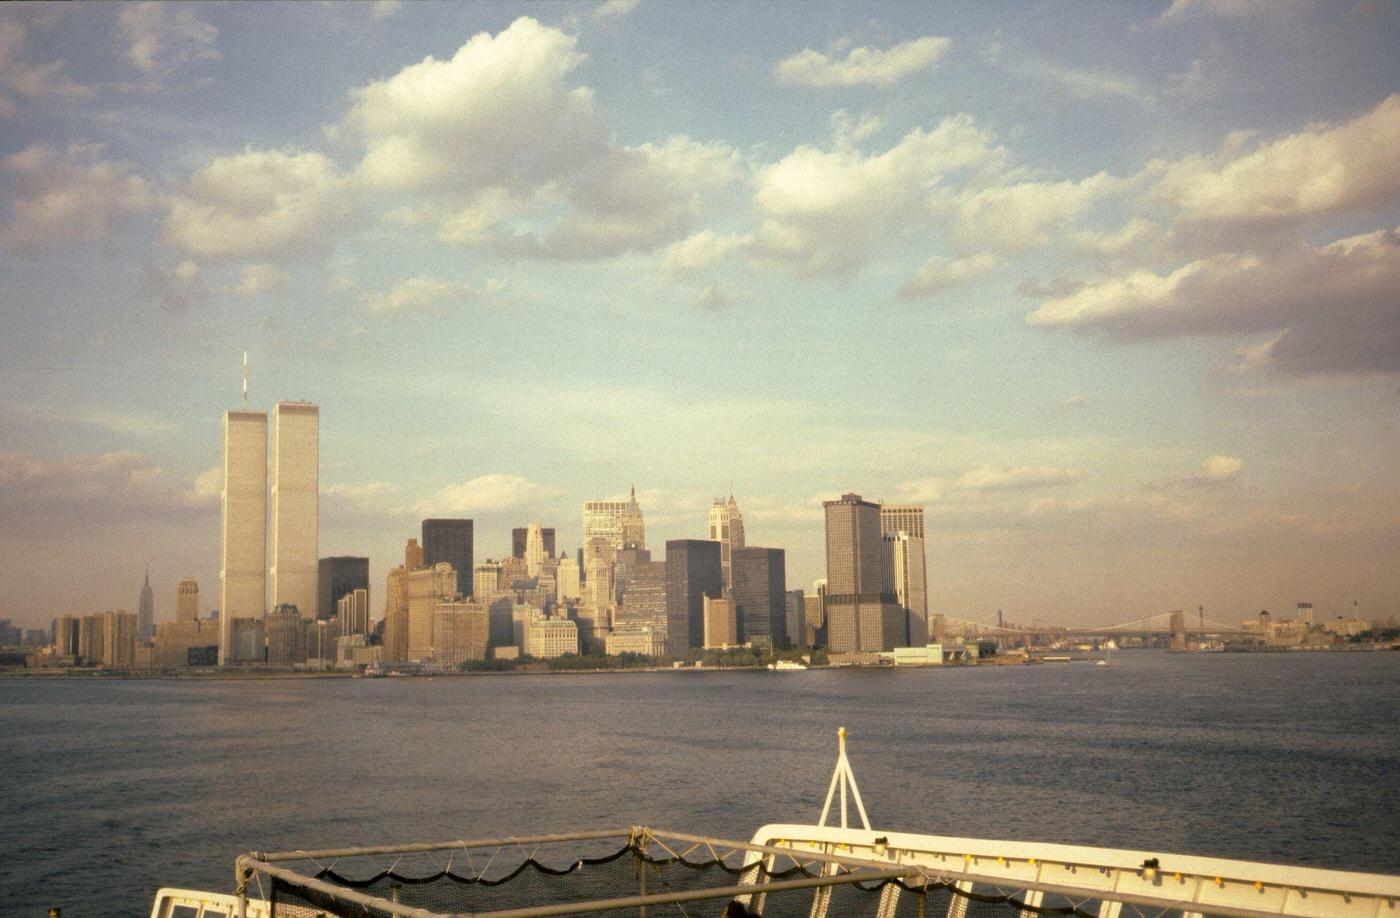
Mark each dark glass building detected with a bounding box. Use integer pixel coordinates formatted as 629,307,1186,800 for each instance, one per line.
664,539,722,654
731,546,788,650
511,527,556,559
317,556,369,621
422,519,474,596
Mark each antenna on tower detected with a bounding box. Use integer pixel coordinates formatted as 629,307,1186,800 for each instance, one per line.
242,351,249,409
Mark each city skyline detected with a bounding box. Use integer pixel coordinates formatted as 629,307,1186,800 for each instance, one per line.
2,2,1399,629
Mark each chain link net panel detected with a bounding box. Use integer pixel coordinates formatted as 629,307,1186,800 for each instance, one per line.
264,837,1175,918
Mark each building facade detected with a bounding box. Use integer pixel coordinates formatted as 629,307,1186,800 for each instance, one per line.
512,526,556,560
269,401,319,620
525,617,579,659
665,539,722,654
138,569,155,642
614,559,667,639
336,587,370,637
731,546,788,649
605,627,667,657
219,408,267,665
407,562,458,661
176,578,199,623
708,493,745,592
703,596,738,648
824,493,905,652
422,519,473,597
432,601,489,666
318,556,369,622
884,532,928,646
582,487,645,551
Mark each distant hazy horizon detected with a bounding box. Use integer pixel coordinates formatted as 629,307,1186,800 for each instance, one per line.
2,1,1398,630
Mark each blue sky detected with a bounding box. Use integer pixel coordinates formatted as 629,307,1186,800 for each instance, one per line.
2,0,1398,629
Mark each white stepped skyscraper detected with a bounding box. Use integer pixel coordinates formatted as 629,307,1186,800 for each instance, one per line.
269,401,319,621
708,491,745,592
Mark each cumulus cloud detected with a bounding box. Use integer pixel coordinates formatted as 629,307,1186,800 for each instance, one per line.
594,0,640,18
344,17,735,258
164,148,355,260
362,276,478,316
751,114,1007,275
0,143,155,249
1071,218,1163,260
662,229,753,275
416,474,560,515
1027,225,1400,377
1152,93,1400,230
0,451,215,524
898,253,999,299
1188,454,1245,485
774,36,951,87
0,16,93,113
947,172,1123,254
230,263,289,297
118,2,220,78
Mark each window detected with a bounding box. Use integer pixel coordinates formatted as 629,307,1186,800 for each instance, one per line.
170,907,199,918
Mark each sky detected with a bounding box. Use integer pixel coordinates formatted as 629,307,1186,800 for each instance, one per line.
2,0,1398,631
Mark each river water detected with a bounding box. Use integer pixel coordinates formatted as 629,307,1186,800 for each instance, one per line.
4,651,1398,915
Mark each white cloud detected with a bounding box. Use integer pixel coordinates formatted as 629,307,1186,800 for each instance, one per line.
1152,93,1400,229
118,2,219,77
1189,454,1244,485
1,401,176,436
371,0,403,20
898,253,999,299
0,143,155,248
164,148,355,260
231,263,289,297
1157,0,1315,24
594,0,640,18
774,36,951,88
0,17,93,112
362,276,478,316
1027,225,1400,377
416,474,560,515
662,229,753,275
898,477,948,503
1071,218,1162,259
751,114,1006,275
947,172,1123,254
1020,59,1154,107
344,16,735,258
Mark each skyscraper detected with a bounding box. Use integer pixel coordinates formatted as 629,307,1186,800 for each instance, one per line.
408,562,458,661
555,554,581,602
582,486,645,551
512,526,556,560
318,556,369,621
524,523,546,577
270,401,319,620
422,519,473,596
176,578,199,623
880,504,928,647
665,539,722,654
708,492,745,592
614,559,667,637
731,546,787,649
824,493,905,652
884,532,928,646
219,408,267,666
138,568,154,641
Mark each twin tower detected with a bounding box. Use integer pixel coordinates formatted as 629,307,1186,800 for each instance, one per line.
219,400,319,665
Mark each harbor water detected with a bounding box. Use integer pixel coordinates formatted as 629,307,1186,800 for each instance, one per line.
3,650,1398,915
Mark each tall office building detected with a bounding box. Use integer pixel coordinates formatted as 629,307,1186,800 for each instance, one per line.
137,568,154,641
103,610,138,669
884,532,927,646
880,504,928,647
422,519,473,596
665,539,722,654
318,556,369,621
524,523,546,577
731,546,788,649
512,527,556,560
555,554,581,602
824,493,904,652
219,408,267,666
337,587,370,637
582,487,645,551
382,538,422,662
703,596,738,648
579,537,617,649
879,504,925,540
270,401,319,619
614,559,667,637
407,562,458,661
176,578,199,623
473,561,503,598
785,590,806,649
54,614,78,656
708,493,745,592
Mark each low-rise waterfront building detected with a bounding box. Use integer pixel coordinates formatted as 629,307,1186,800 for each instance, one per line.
605,626,667,657
525,617,579,659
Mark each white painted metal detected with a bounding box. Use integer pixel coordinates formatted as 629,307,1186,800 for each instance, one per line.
817,726,872,831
